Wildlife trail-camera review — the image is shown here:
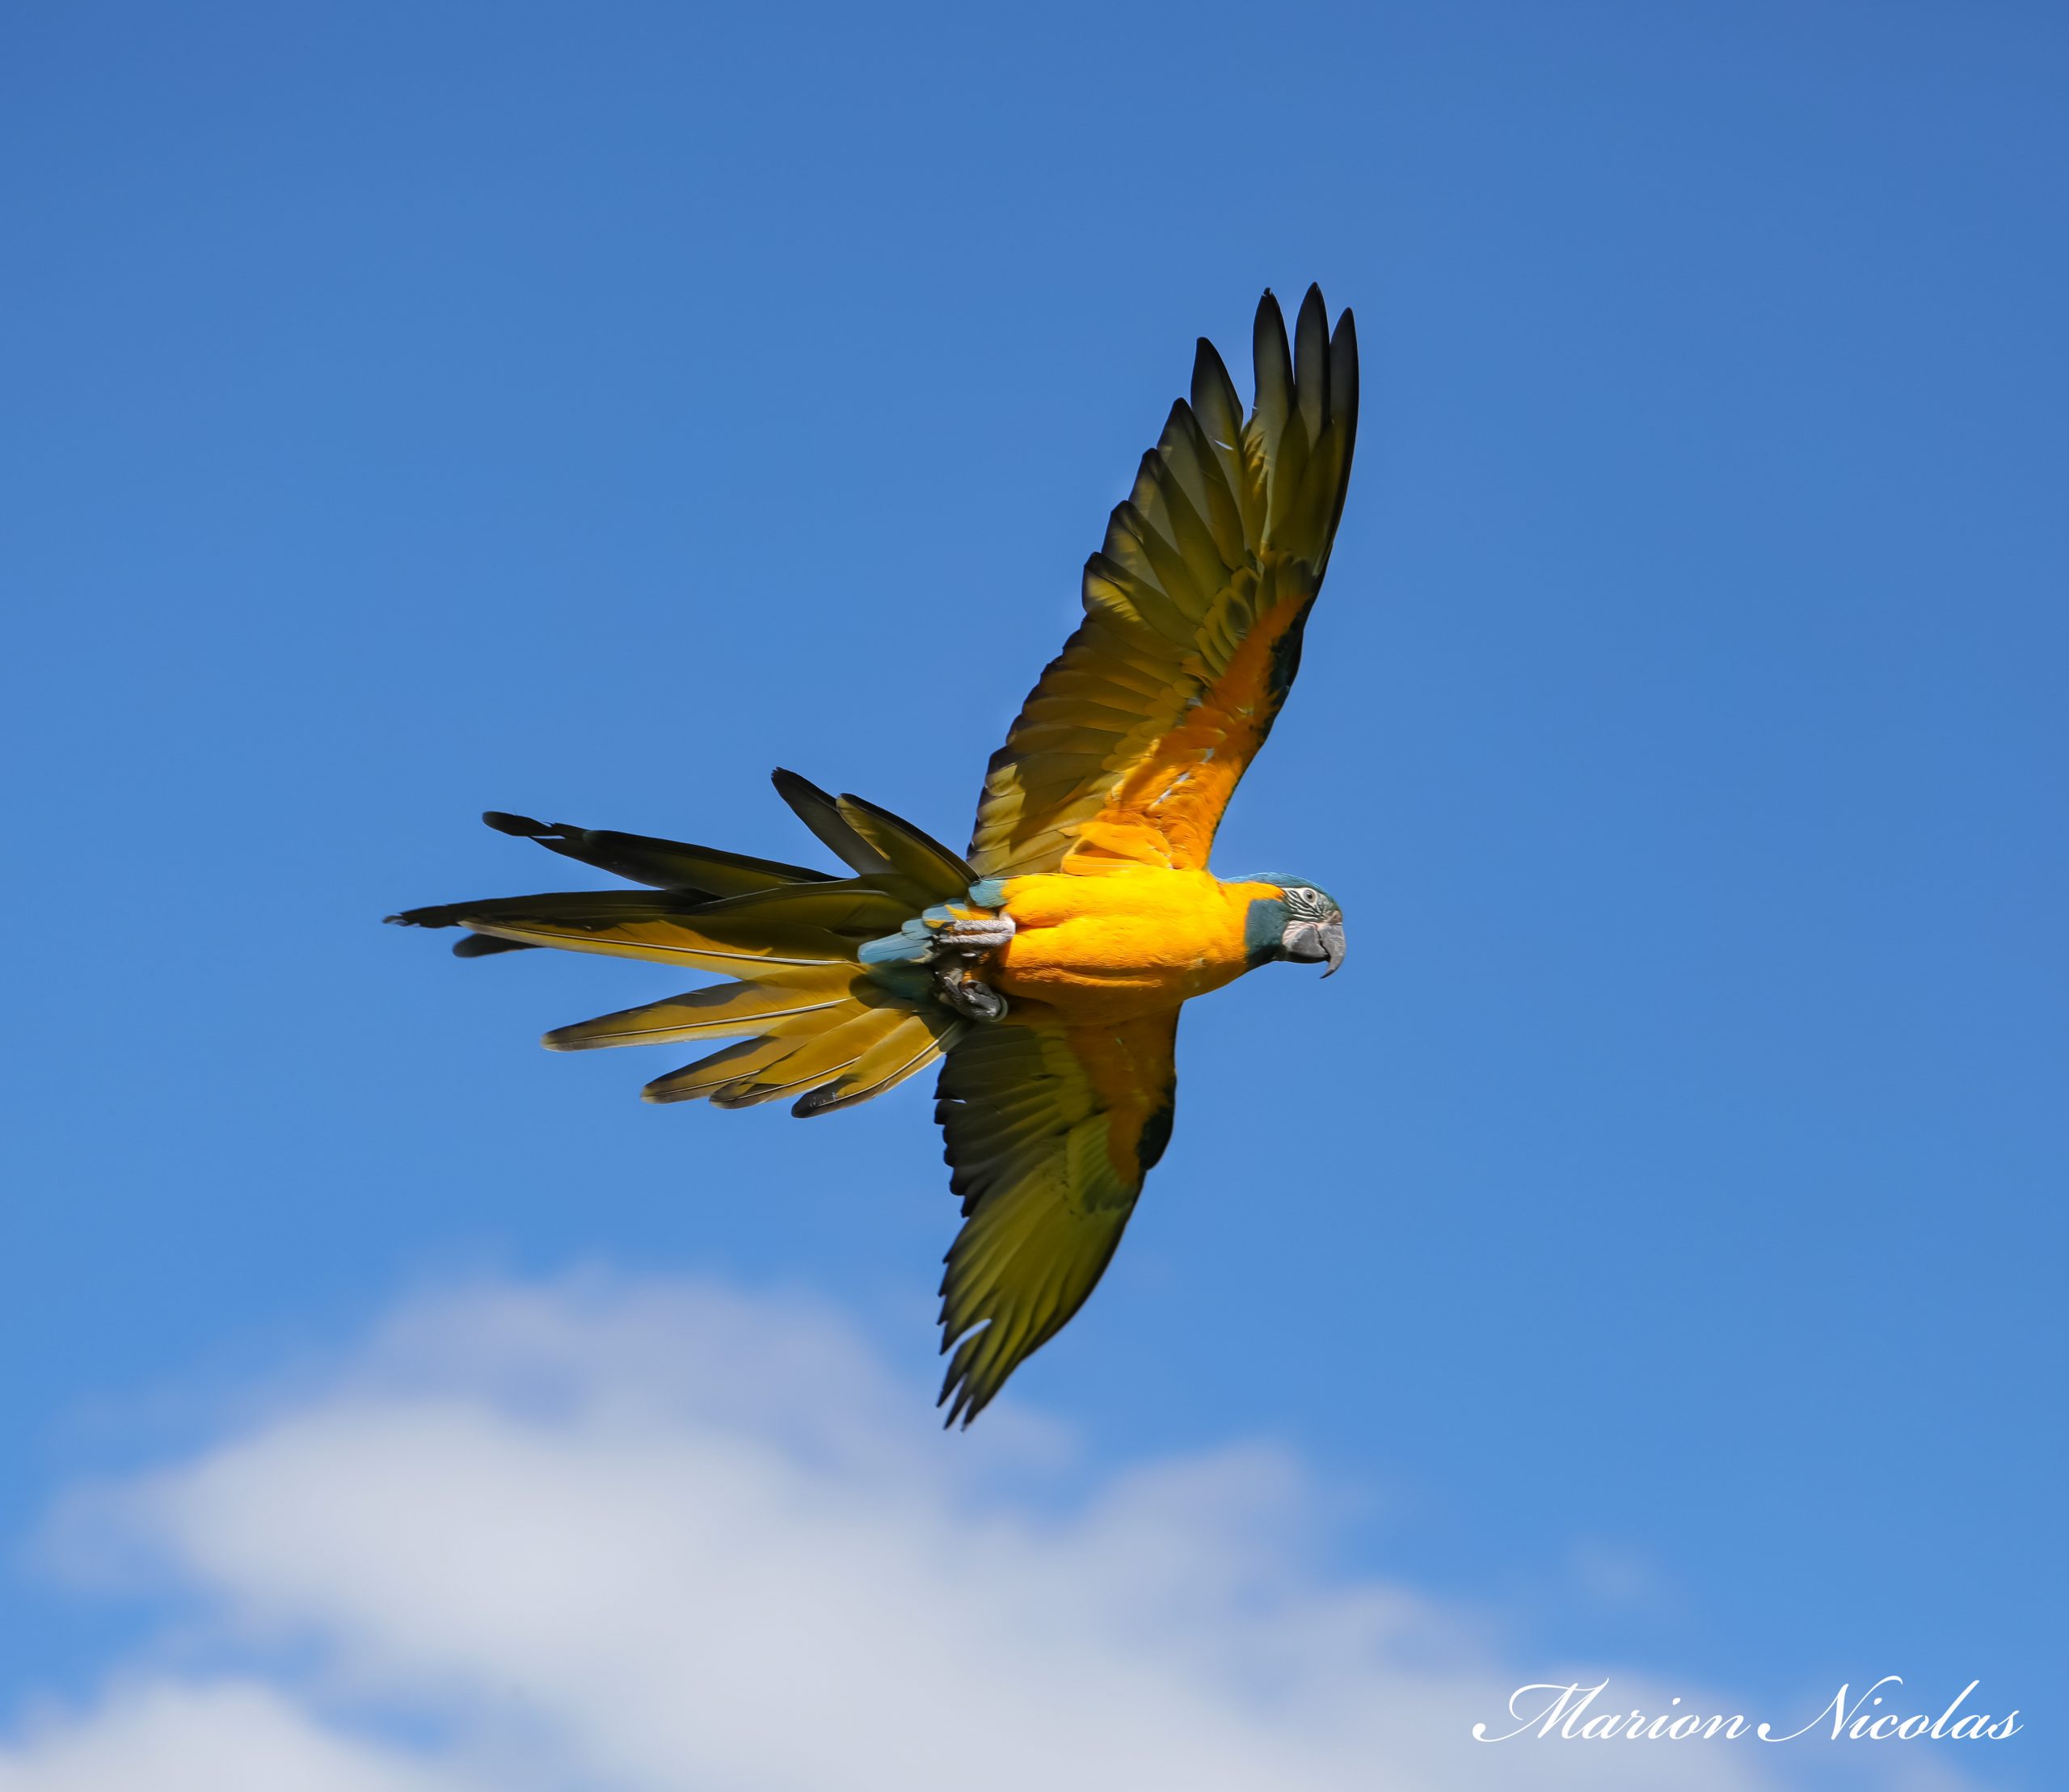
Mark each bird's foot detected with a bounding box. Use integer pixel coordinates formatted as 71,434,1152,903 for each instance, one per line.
929,910,1014,1022
935,962,1008,1022
858,906,1014,1021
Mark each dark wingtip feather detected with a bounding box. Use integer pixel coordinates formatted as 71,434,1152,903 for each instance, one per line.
1250,289,1294,445
1300,280,1328,352
1329,307,1359,428
1327,307,1360,537
482,812,546,837
1294,284,1330,432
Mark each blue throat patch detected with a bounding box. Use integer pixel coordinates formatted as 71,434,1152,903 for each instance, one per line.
1243,895,1291,965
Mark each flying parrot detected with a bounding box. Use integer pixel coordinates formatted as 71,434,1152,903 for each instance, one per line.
392,285,1359,1425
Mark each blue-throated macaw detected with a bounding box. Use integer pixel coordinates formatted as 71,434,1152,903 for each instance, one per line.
393,285,1359,1423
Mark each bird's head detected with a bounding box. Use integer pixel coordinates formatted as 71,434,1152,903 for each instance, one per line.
1242,879,1346,977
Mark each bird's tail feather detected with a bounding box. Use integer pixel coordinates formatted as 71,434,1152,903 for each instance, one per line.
389,771,980,1115
480,811,834,896
439,812,837,958
543,970,854,1052
537,934,964,1115
643,992,961,1111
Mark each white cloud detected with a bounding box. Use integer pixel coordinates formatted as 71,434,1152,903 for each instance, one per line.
2,1274,1966,1792
0,1681,469,1792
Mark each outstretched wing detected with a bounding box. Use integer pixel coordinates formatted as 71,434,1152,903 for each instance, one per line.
933,1010,1178,1425
969,285,1359,878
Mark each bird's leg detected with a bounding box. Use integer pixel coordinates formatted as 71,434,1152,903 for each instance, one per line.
929,911,1015,1022
935,913,1017,955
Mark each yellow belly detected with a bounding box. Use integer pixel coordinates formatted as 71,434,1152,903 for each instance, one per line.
992,868,1270,1023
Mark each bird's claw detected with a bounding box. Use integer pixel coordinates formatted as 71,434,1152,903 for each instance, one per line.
935,963,1008,1022
929,911,1013,1022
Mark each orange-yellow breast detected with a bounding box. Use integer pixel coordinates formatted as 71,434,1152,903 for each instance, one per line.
992,869,1275,1024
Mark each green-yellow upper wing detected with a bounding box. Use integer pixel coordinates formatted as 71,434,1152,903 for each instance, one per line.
969,285,1359,878
933,1009,1178,1426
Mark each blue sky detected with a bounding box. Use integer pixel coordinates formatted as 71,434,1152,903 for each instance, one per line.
2,4,2061,1786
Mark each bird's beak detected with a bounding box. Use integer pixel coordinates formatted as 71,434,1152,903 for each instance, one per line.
1319,921,1346,978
